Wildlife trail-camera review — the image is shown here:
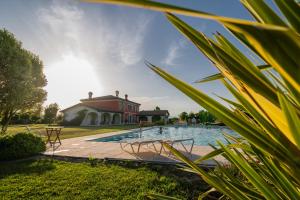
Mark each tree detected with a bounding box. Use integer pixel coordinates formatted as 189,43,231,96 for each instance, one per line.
188,112,195,120
43,103,59,124
168,117,179,124
196,110,216,123
0,29,47,133
179,111,188,121
10,104,43,124
154,106,160,110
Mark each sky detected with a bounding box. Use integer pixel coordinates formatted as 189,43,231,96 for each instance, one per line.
0,0,263,116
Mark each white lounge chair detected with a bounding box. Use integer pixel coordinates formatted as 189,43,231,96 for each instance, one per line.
161,138,194,157
120,139,163,154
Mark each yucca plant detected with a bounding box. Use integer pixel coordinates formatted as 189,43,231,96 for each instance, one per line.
86,0,300,199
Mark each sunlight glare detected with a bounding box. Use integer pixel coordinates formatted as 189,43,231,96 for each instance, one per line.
44,53,103,108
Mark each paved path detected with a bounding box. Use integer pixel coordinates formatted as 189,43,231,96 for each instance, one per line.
43,128,226,166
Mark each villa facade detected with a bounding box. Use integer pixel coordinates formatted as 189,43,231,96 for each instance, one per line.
61,91,140,126
61,91,169,126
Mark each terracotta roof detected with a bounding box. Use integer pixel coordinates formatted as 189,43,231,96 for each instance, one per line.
138,110,169,116
60,103,123,113
80,95,140,105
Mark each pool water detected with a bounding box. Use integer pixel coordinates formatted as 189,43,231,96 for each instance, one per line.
91,126,239,146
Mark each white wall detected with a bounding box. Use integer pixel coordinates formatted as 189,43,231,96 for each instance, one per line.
63,105,96,122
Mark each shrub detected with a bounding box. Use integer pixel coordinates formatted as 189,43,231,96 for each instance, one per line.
168,117,179,124
154,120,165,126
152,115,161,122
0,133,46,161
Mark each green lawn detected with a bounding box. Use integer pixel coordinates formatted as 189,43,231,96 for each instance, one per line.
0,159,208,199
6,124,139,139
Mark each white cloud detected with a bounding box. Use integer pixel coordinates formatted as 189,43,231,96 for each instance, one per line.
37,0,152,68
38,1,83,41
37,0,84,61
162,22,207,67
118,18,151,66
162,38,188,66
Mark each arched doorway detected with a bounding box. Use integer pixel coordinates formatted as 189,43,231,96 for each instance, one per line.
112,114,121,124
101,113,110,125
86,112,98,125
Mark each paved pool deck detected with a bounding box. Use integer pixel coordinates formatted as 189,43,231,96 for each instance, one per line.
43,128,226,166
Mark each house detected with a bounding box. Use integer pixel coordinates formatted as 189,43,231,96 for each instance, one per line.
61,91,140,126
138,110,169,124
61,91,170,126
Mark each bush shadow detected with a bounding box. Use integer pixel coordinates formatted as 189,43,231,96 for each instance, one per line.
0,158,56,179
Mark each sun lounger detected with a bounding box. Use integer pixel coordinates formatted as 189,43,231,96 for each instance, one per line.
120,138,194,158
120,139,163,154
161,138,194,156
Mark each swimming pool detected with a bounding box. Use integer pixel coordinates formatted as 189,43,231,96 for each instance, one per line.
91,126,239,146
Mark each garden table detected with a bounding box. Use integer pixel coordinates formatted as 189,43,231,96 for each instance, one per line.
45,126,64,146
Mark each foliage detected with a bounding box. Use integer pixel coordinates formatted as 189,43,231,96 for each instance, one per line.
10,104,43,124
187,112,195,120
179,111,188,121
0,159,209,199
63,109,87,126
179,110,216,123
56,113,64,125
0,29,47,134
153,119,165,126
196,110,216,124
0,132,45,161
152,115,162,122
88,156,98,167
168,117,179,124
91,0,300,199
10,112,42,124
43,103,59,124
155,106,161,110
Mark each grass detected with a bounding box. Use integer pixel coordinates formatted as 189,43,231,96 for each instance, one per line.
0,158,208,200
6,124,139,140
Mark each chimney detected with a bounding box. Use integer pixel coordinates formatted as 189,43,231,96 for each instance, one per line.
125,94,128,101
88,91,93,99
115,90,119,97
